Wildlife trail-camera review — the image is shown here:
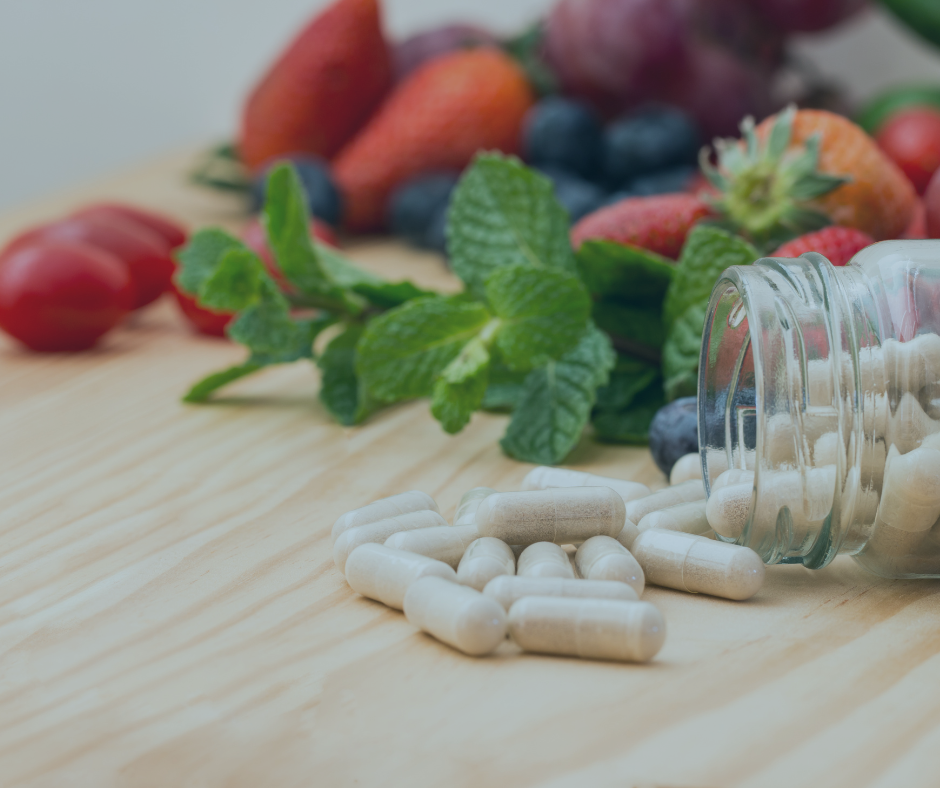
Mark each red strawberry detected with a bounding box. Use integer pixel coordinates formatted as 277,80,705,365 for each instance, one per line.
239,0,392,171
570,193,712,259
333,49,535,232
875,107,940,195
771,227,874,266
901,199,927,239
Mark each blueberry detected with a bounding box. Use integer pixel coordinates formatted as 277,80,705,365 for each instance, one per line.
625,165,697,196
388,172,460,246
648,396,699,476
604,105,702,189
250,154,342,227
536,166,607,223
522,97,604,181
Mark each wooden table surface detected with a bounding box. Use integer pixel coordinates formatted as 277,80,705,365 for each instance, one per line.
3,152,940,788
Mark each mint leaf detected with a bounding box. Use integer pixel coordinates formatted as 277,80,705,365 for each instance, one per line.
592,385,665,444
175,228,247,295
318,324,376,425
317,243,432,308
501,325,615,464
183,361,263,403
447,153,577,294
485,264,591,371
431,338,490,433
592,300,666,353
595,355,661,412
357,297,492,403
199,248,265,312
576,239,675,305
481,359,528,411
661,225,758,400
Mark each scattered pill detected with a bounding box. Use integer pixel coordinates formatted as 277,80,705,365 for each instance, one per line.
705,482,752,539
574,535,644,595
453,487,497,527
710,469,754,492
384,524,479,568
615,519,640,550
639,500,714,537
477,487,626,545
344,544,457,610
333,509,447,573
517,542,575,579
624,479,706,525
632,529,765,600
404,576,508,656
332,490,439,544
457,537,516,590
669,453,702,486
508,597,665,663
522,466,650,503
483,576,639,610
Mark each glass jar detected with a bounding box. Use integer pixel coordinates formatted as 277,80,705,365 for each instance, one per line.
699,240,940,579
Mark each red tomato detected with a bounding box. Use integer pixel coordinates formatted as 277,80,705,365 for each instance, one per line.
876,107,940,195
7,215,174,309
72,203,188,249
925,168,940,238
0,241,134,351
170,282,234,338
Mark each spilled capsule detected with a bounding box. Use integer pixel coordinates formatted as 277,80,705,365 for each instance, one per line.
483,575,638,611
332,490,438,543
344,543,456,610
334,509,447,573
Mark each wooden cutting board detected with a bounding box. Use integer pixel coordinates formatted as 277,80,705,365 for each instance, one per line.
2,150,940,788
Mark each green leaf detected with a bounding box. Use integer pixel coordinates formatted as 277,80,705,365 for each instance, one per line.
357,297,492,403
662,300,709,400
431,338,491,433
199,248,265,312
447,153,577,294
592,385,666,444
175,228,247,295
576,239,675,305
500,325,615,464
317,244,432,308
592,300,666,353
663,225,759,330
480,359,528,411
485,264,591,371
595,354,661,413
318,324,376,426
183,361,263,403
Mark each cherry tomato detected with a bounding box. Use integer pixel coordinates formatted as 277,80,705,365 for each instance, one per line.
0,241,134,352
170,282,234,338
7,215,174,309
72,203,188,249
875,107,940,194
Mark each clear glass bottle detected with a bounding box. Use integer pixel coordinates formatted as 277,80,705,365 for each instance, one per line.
699,240,940,579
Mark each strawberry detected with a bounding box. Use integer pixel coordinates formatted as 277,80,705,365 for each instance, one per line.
332,49,535,232
771,227,874,266
875,107,940,194
902,199,927,239
702,106,917,249
570,193,713,259
239,0,392,171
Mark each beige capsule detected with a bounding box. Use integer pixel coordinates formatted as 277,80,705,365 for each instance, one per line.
333,509,447,573
624,479,706,525
710,469,754,492
884,333,940,394
483,575,638,611
522,466,650,504
615,519,640,550
638,500,715,538
669,453,703,486
457,537,516,591
631,529,764,600
332,490,439,543
344,543,457,610
384,524,479,568
885,391,940,455
517,542,575,579
574,536,644,595
453,487,498,527
508,597,665,663
705,482,752,539
404,576,508,656
477,487,626,545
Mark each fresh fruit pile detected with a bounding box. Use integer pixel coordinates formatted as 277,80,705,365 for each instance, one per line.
191,0,875,250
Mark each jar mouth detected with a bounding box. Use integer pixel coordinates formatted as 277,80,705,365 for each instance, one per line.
699,255,854,566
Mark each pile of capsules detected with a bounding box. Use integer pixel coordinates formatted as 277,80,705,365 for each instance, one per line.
330,457,765,663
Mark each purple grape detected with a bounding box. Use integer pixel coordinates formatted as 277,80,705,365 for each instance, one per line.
393,24,499,82
753,0,868,33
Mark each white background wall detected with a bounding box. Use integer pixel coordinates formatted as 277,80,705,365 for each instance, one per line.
2,1,940,211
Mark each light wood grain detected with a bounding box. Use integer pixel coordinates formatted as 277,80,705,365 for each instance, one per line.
3,152,940,788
